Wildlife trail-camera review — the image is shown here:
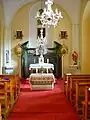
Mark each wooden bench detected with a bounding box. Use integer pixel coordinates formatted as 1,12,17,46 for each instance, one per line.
82,86,90,120
0,103,2,120
64,73,72,97
69,77,90,104
75,82,90,113
0,75,20,107
64,74,90,99
0,81,9,119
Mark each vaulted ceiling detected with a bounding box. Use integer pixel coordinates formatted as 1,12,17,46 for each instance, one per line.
2,0,81,26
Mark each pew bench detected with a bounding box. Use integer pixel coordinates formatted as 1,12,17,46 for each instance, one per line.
0,103,2,120
65,79,90,119
82,86,90,120
0,81,10,119
69,78,90,105
64,74,90,100
0,75,20,107
64,73,72,97
74,82,90,113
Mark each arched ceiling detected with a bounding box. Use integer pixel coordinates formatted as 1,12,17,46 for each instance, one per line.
2,0,81,26
83,0,90,20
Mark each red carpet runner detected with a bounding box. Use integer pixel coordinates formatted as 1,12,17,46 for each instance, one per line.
7,79,80,120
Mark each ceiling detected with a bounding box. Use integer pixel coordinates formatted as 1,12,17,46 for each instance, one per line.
2,0,81,26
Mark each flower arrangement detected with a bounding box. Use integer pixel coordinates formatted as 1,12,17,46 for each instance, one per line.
72,51,78,65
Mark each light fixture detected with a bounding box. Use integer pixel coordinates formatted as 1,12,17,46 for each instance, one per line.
35,0,63,27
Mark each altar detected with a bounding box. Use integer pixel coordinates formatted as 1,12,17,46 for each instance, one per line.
30,73,55,90
29,63,54,73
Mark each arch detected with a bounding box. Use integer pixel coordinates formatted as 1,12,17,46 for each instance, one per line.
81,0,90,73
10,0,72,74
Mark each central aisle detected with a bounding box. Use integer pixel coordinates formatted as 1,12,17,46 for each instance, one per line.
7,79,80,120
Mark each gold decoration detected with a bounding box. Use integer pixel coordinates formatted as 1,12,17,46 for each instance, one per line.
15,43,22,56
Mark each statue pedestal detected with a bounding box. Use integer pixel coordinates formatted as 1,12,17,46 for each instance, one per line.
69,65,80,74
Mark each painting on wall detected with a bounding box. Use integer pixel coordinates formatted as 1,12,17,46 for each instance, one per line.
15,31,23,39
59,31,68,39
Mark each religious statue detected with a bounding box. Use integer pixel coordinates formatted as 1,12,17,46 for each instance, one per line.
72,51,78,65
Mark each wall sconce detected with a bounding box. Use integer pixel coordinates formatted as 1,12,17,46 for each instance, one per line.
59,31,68,39
14,31,23,39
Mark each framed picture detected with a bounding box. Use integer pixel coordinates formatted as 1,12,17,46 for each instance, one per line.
15,31,23,39
59,31,68,39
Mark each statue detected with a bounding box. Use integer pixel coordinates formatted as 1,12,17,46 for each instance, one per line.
72,51,78,65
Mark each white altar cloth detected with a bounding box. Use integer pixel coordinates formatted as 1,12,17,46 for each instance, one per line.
29,63,54,70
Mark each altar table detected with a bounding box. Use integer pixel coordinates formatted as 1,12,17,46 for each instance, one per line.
29,63,54,73
30,73,55,90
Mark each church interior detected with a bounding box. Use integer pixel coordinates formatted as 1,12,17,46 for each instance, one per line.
0,0,90,119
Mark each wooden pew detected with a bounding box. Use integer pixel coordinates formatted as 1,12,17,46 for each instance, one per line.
0,81,9,119
64,74,90,100
15,75,20,97
82,86,90,120
69,77,90,104
0,103,2,120
0,74,20,107
64,73,71,97
75,82,90,113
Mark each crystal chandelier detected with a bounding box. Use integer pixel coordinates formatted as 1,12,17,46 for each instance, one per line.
36,0,63,27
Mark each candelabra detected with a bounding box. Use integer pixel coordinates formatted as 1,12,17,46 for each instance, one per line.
36,28,47,56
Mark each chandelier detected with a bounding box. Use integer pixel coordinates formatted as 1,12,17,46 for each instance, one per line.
35,0,63,27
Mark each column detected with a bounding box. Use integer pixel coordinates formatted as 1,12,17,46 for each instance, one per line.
15,44,22,77
72,24,80,53
71,24,80,65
